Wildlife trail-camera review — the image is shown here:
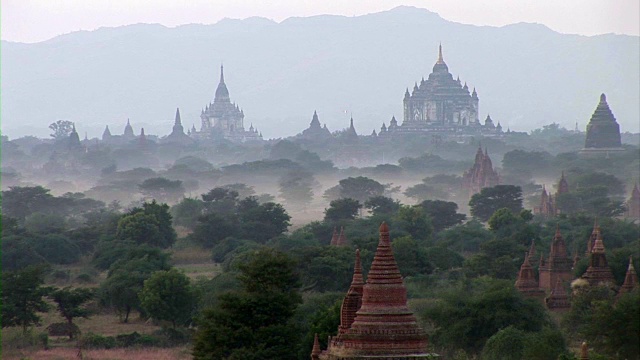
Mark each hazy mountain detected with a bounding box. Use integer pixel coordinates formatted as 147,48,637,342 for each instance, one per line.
2,6,639,139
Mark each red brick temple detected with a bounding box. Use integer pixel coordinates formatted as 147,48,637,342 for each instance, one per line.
617,256,638,298
581,229,616,286
585,219,599,256
514,252,545,299
330,226,348,246
313,222,430,359
545,278,571,311
462,146,499,197
539,226,573,291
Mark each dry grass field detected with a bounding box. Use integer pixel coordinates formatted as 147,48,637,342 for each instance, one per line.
3,346,192,360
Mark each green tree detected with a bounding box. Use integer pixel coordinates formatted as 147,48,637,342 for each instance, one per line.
423,279,550,353
324,198,362,223
419,200,466,232
278,170,315,208
98,256,171,322
238,197,291,243
469,185,523,222
50,287,94,339
1,266,51,333
140,268,195,328
117,201,177,248
481,326,527,360
138,177,185,204
337,176,386,203
394,205,433,241
1,186,54,221
222,183,256,199
193,249,302,360
170,197,205,229
392,236,431,276
49,120,74,140
364,196,400,216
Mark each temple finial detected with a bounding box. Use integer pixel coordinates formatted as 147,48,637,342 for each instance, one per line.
175,107,182,125
437,42,443,63
220,63,225,83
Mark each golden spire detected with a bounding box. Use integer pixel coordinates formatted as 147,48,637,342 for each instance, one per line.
437,43,444,64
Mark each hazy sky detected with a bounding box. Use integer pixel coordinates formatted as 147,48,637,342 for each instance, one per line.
2,0,638,43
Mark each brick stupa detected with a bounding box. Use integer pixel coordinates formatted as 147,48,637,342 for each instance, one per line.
514,251,545,298
315,222,430,359
580,93,624,155
617,256,639,297
330,227,348,246
585,218,599,256
539,226,573,291
545,278,571,311
581,229,616,286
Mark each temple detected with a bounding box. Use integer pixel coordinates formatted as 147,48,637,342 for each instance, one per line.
194,65,262,142
300,111,333,140
379,45,503,138
539,226,573,291
462,146,499,196
534,173,570,216
580,93,624,154
585,219,599,256
580,228,616,287
314,222,430,359
617,256,639,297
163,108,194,145
545,278,571,311
626,183,640,220
330,227,348,247
514,252,545,299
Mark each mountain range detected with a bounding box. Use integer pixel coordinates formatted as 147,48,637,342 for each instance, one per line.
2,6,639,139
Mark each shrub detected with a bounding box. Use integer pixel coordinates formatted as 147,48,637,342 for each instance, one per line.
75,273,94,283
80,332,117,349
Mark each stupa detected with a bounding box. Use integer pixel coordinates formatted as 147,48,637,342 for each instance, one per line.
580,93,624,155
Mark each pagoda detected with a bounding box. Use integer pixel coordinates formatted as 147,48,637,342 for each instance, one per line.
581,229,616,287
539,226,573,291
585,218,599,256
300,111,333,140
514,252,545,299
330,227,348,247
314,222,430,359
123,118,135,140
626,183,640,220
534,173,570,217
545,278,571,311
196,65,262,142
617,256,639,297
462,146,500,196
164,108,194,144
580,93,624,154
338,250,364,334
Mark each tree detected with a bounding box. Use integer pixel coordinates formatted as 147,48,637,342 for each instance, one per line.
138,177,185,204
201,187,240,214
238,198,291,244
98,257,171,322
222,183,256,199
1,186,54,221
324,198,362,223
49,120,74,140
419,200,466,232
170,197,205,229
364,196,400,216
140,268,195,329
336,176,385,203
278,170,315,208
193,249,302,360
394,205,433,241
1,266,51,333
117,201,177,248
422,279,551,353
392,236,431,276
469,185,523,222
27,234,81,265
50,287,94,339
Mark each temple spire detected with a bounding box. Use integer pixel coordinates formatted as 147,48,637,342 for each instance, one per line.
619,255,638,296
219,63,225,84
339,249,364,333
311,333,321,359
437,42,444,63
580,342,589,360
175,108,182,126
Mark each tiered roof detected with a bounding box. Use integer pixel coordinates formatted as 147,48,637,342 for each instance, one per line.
316,222,429,359
545,278,571,311
583,93,622,149
581,229,616,286
618,256,639,296
515,252,545,298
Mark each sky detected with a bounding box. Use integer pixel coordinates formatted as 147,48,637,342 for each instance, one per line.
2,0,639,43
